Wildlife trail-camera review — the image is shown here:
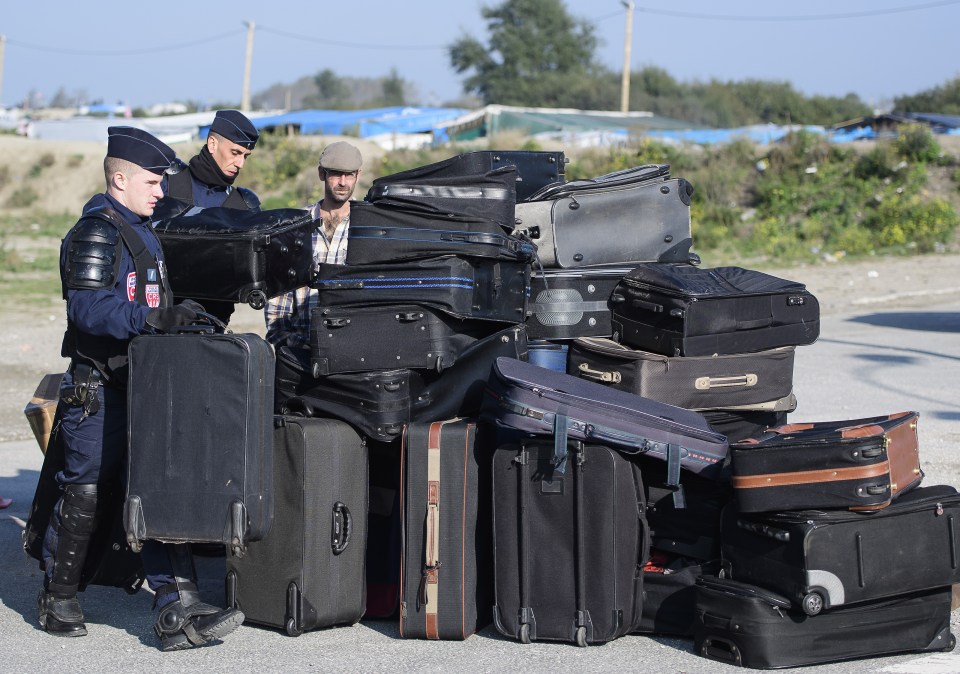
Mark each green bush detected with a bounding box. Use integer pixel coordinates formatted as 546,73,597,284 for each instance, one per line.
895,124,941,163
864,194,959,253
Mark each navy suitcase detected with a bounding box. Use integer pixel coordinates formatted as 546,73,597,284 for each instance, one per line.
694,576,954,669
313,256,530,324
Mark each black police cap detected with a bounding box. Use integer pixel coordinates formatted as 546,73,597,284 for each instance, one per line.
209,110,259,150
106,127,178,175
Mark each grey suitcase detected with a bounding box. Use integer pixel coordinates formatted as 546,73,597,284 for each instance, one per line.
567,337,795,410
513,165,696,269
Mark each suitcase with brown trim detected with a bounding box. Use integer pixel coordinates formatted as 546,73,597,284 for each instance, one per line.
730,411,923,513
399,419,492,640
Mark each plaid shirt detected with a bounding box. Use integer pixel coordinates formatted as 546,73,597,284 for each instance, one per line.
264,202,350,349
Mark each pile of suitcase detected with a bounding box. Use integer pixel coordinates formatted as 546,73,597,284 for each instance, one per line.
128,150,957,666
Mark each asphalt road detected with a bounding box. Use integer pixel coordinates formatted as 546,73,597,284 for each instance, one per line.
1,300,959,673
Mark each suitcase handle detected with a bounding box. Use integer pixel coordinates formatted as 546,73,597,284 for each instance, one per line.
331,502,352,555
577,363,622,384
694,374,758,390
630,298,664,313
737,316,775,330
395,311,423,323
700,636,742,666
322,317,350,328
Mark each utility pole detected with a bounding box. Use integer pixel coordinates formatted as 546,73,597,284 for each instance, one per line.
241,21,255,112
620,1,634,113
0,35,6,107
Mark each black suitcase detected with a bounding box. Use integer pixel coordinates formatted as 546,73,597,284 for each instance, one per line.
313,255,530,324
492,440,648,646
366,438,403,619
345,200,534,265
612,263,820,356
478,150,566,202
513,165,696,268
701,404,791,444
285,324,528,441
694,576,955,669
720,484,960,615
225,416,367,635
309,304,500,377
481,356,730,485
568,337,795,409
154,206,315,310
526,267,628,340
124,332,274,555
366,156,517,227
399,419,492,640
636,553,720,636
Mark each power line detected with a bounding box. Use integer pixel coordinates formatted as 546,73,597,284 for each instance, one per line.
3,29,244,56
631,0,960,22
257,25,446,50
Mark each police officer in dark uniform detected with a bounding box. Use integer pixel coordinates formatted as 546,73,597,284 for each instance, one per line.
159,109,261,324
36,126,244,651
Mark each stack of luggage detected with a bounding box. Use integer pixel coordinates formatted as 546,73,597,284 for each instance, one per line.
122,150,956,665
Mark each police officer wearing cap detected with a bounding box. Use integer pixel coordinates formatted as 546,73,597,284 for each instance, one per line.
159,109,262,324
264,141,362,406
27,126,245,651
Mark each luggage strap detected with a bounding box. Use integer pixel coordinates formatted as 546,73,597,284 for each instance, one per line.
373,183,513,201
553,412,569,475
530,300,609,314
417,421,444,639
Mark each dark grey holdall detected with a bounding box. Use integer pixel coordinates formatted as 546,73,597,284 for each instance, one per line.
225,416,367,635
399,419,492,640
125,332,274,556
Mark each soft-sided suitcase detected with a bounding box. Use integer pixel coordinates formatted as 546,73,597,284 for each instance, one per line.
313,255,530,324
481,356,730,485
125,332,274,555
492,440,648,646
286,324,528,441
366,157,517,227
730,411,923,513
513,165,696,268
225,416,367,634
526,267,628,340
701,404,791,444
612,263,820,356
366,438,403,619
568,338,795,410
399,419,492,640
636,552,720,636
344,200,534,266
309,304,500,377
154,206,315,310
720,484,960,615
694,576,955,669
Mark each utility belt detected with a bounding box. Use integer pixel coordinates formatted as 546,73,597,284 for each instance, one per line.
62,362,106,419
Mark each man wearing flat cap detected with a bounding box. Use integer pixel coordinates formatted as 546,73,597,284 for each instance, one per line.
264,141,363,406
159,109,262,323
25,126,245,651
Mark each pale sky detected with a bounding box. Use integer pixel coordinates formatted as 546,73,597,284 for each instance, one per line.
2,0,959,111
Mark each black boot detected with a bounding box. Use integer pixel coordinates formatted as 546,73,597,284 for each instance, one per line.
153,583,244,652
37,590,87,637
39,484,98,637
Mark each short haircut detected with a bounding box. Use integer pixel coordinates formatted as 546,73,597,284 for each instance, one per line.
207,131,225,143
103,156,143,185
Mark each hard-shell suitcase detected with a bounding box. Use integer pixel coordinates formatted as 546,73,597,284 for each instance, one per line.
612,263,820,356
154,206,315,310
125,331,274,555
399,419,492,640
481,356,730,485
730,411,923,513
526,267,628,340
366,438,403,619
720,484,960,615
286,325,528,441
366,156,517,227
568,338,795,410
453,150,567,202
694,576,955,669
492,440,648,646
309,304,500,377
513,165,696,268
345,200,534,266
225,416,367,634
636,553,720,636
313,255,530,324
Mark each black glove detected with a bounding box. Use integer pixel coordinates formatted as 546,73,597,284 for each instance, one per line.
145,299,206,333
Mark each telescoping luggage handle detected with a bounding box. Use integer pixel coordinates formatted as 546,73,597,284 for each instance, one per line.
504,396,688,507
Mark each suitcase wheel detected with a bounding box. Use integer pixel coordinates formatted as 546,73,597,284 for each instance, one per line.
285,617,302,637
801,591,824,616
519,623,531,644
247,290,267,310
574,625,588,648
943,634,956,652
